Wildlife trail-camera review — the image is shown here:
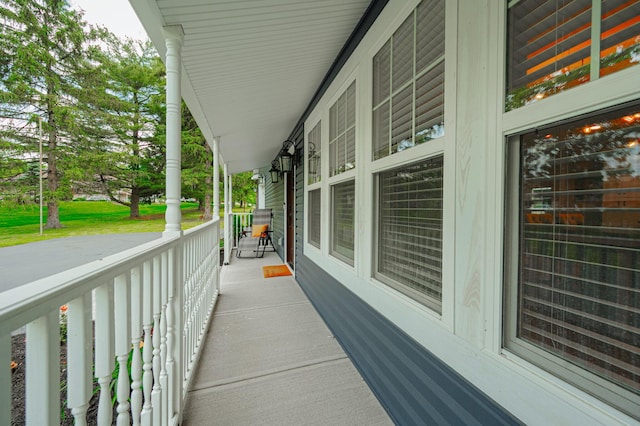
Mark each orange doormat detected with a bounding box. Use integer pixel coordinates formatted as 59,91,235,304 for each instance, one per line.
262,264,292,278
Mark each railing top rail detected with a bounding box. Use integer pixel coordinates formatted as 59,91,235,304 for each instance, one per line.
184,217,220,238
0,236,176,335
0,219,220,335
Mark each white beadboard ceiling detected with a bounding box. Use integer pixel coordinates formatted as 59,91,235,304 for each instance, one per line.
130,0,372,174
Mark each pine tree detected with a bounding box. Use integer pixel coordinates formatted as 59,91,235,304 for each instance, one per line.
0,0,97,227
90,36,165,218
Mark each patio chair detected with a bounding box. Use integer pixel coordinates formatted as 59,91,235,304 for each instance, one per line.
236,208,274,258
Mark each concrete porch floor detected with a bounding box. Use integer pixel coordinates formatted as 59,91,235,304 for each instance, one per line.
181,251,393,425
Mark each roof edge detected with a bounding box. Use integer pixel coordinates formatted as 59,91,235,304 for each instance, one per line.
288,0,390,140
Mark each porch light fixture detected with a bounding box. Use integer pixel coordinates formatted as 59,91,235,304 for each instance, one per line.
251,169,265,184
269,160,280,183
279,140,295,173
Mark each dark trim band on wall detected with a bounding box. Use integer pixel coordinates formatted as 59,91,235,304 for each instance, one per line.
296,254,522,426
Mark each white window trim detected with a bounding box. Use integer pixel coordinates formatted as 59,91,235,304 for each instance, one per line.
304,109,324,257
503,66,640,136
326,77,358,184
502,114,640,417
365,0,453,323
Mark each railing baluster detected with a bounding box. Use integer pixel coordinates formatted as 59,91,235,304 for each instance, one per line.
94,282,115,426
185,240,196,368
114,273,131,426
166,248,175,421
166,245,182,423
141,260,154,426
0,332,10,426
160,251,169,426
25,311,60,426
152,255,162,426
67,293,93,425
130,266,143,425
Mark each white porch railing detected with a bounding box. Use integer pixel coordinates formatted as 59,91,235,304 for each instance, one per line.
0,218,220,426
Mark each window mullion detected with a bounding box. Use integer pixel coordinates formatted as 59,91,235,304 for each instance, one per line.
412,9,417,144
415,55,445,80
388,34,393,157
344,94,348,167
590,0,601,81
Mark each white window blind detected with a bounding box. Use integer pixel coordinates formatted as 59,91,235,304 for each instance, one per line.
308,188,321,248
506,0,640,110
508,102,640,416
376,156,443,312
600,0,640,77
331,180,355,265
329,82,356,176
372,0,445,160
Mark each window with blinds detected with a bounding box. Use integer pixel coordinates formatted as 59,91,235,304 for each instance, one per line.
329,82,356,177
308,188,321,249
506,0,640,111
331,180,355,265
600,0,640,77
376,156,443,312
506,102,640,417
308,121,321,185
372,0,445,161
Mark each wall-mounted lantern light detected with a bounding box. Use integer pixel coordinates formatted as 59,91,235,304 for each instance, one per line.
269,160,280,183
279,140,295,173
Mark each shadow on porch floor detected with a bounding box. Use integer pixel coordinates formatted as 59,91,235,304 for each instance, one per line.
182,251,392,425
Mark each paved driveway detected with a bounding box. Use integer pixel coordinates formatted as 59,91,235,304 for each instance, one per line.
0,233,161,293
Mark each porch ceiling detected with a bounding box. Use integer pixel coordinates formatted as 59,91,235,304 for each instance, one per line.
130,0,372,174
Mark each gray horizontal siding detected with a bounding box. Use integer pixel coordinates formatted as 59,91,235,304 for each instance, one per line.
296,255,522,426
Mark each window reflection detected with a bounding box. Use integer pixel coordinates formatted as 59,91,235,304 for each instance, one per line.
517,103,640,400
506,0,640,111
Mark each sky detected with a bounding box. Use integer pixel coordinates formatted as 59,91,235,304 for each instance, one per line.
69,0,148,41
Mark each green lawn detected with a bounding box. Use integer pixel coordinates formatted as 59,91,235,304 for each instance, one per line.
0,201,211,248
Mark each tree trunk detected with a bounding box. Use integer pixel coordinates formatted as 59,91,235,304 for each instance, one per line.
202,174,212,220
130,186,140,218
45,108,62,229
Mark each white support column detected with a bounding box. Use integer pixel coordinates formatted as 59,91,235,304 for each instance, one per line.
213,137,220,218
163,25,184,237
258,180,265,209
228,170,233,250
223,163,230,264
228,171,233,217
